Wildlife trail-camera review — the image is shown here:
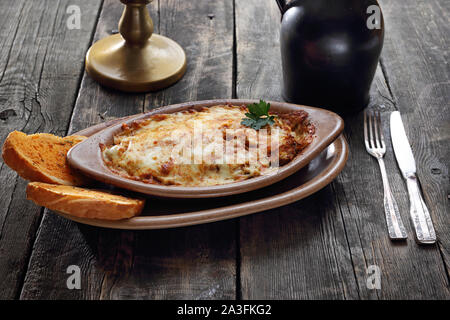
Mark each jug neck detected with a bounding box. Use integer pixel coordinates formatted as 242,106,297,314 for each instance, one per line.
275,0,286,14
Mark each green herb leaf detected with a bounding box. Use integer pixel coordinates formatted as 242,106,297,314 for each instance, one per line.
241,100,275,130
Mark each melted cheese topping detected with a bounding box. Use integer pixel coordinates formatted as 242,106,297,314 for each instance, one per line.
102,105,314,186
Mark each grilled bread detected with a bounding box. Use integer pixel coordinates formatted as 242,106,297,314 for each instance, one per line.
26,182,145,220
2,131,88,186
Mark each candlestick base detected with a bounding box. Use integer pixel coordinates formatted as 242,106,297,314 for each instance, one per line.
85,33,186,92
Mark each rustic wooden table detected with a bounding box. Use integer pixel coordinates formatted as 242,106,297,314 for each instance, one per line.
0,0,448,300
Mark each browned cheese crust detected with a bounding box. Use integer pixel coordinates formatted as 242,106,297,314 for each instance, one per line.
102,105,315,186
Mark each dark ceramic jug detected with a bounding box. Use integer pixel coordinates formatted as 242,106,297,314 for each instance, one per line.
278,0,384,114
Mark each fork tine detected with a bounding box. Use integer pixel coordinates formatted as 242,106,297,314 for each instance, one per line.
364,111,369,148
377,111,385,149
368,111,375,149
373,110,380,148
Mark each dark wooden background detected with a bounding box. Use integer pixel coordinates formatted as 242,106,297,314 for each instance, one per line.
0,0,448,299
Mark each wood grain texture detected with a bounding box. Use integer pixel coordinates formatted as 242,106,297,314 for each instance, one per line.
236,0,450,299
0,0,447,300
333,67,450,299
378,0,450,280
236,0,359,300
19,0,236,300
144,0,234,107
0,0,102,299
331,0,449,299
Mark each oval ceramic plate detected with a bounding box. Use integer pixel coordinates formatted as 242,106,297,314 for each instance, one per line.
67,99,344,198
59,134,348,229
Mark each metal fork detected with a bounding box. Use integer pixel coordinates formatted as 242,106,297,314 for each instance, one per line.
364,110,408,240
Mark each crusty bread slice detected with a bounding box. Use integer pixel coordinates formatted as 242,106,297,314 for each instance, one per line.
26,182,145,220
2,131,88,186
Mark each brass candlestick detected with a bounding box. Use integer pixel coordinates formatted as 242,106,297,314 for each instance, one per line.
85,0,187,92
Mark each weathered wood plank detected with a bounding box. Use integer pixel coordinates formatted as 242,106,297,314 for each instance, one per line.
7,0,448,300
125,0,236,300
0,0,102,299
332,69,450,299
378,0,450,281
236,0,450,299
20,0,236,299
236,0,359,300
144,0,234,106
334,0,449,299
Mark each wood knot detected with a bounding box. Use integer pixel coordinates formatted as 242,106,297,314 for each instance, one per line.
0,109,17,121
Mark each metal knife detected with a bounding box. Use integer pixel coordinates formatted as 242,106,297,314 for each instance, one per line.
390,111,436,244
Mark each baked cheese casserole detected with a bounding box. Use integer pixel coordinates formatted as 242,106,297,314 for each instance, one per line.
101,105,314,186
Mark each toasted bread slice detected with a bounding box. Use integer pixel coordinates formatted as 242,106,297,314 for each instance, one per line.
26,182,145,220
2,131,88,186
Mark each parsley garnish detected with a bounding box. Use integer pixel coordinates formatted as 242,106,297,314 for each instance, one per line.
241,100,276,130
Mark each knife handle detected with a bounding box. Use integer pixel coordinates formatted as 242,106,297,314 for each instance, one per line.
377,159,408,240
405,174,436,244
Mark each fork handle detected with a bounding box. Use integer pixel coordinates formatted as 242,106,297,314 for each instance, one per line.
377,158,408,240
405,174,436,244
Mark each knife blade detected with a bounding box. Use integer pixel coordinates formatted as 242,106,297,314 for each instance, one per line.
390,112,416,177
390,111,436,244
